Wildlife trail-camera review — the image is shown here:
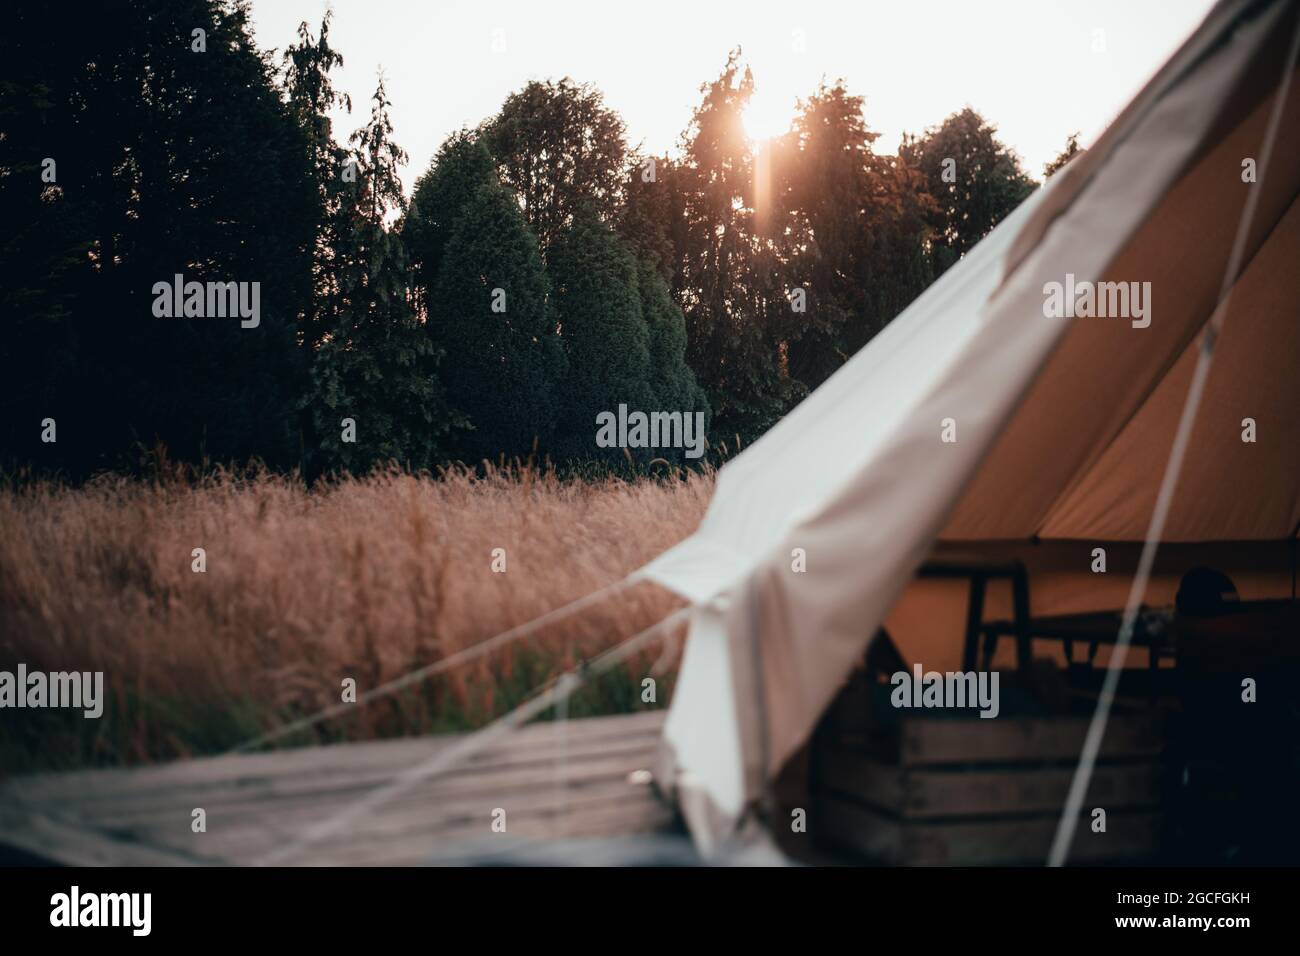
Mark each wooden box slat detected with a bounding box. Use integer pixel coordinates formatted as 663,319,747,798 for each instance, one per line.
820,750,1161,818
814,708,1166,864
819,796,1161,865
900,714,1161,766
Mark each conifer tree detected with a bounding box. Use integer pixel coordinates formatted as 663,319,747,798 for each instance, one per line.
406,133,500,312
282,11,353,352
548,209,655,462
430,177,567,463
0,0,315,475
636,259,710,462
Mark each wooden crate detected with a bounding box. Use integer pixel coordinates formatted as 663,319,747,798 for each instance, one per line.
812,700,1165,865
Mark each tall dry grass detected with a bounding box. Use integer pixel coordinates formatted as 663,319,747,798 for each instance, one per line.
0,464,714,770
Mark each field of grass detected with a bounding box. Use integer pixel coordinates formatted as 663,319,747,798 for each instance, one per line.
0,464,713,772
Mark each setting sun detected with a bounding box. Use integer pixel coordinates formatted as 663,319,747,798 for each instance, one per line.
742,89,794,143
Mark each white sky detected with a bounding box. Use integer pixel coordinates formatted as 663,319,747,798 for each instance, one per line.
250,0,1218,193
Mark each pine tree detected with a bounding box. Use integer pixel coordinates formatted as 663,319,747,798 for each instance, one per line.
619,151,687,289
282,11,352,352
430,178,567,463
309,79,462,473
406,133,499,313
549,208,655,462
635,258,710,462
0,0,315,475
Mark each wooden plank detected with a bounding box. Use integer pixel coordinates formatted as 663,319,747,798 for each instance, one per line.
74,747,660,840
26,752,663,865
322,793,678,866
30,733,660,822
420,833,698,868
900,715,1161,767
0,712,671,867
817,753,902,813
5,774,674,869
816,794,1160,864
3,736,459,803
0,805,212,867
902,811,1161,865
212,781,675,866
3,710,666,805
904,764,1160,818
818,750,1161,817
321,790,681,868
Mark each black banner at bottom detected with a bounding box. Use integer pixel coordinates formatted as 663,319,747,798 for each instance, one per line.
0,865,1286,943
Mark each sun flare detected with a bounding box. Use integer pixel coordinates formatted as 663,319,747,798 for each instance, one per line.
742,90,792,143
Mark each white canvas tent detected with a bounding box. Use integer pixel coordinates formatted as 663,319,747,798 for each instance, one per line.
638,0,1300,854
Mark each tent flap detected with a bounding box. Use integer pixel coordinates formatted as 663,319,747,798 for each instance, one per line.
648,0,1300,855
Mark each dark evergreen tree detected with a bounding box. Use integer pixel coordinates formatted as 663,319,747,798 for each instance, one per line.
0,0,316,475
430,179,567,463
549,209,655,462
619,154,711,457
405,133,499,313
282,11,352,352
635,258,711,462
618,151,688,289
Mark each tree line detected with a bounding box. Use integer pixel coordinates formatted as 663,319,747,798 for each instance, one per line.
1,0,1072,480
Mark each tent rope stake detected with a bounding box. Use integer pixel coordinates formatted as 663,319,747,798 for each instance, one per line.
1047,12,1300,867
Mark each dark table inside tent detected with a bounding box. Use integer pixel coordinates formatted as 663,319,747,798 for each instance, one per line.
918,556,1180,673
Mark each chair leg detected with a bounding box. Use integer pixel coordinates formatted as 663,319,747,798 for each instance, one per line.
963,575,986,672
1012,568,1031,672
981,631,997,671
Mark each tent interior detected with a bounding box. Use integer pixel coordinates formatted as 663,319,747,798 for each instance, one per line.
645,0,1300,866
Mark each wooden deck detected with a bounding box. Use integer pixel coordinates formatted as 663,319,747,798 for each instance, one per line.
0,711,680,866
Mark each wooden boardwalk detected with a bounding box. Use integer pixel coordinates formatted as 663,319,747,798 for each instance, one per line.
0,711,680,866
